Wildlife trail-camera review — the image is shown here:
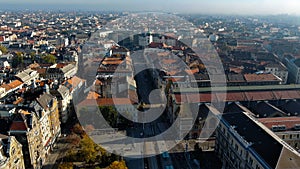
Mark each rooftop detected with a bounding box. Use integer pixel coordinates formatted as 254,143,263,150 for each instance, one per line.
9,121,27,131
227,74,245,83
222,112,283,168
244,73,281,82
172,84,300,93
78,98,136,107
280,101,300,116
254,102,287,118
259,116,300,132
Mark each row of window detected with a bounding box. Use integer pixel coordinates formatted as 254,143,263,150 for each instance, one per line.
217,125,261,169
281,133,300,140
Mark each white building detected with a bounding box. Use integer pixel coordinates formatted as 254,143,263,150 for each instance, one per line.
15,68,39,85
264,62,289,84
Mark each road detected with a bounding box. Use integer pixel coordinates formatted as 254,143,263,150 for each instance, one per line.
124,49,202,169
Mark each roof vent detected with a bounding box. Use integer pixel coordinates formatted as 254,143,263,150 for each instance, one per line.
272,125,286,131
294,124,300,130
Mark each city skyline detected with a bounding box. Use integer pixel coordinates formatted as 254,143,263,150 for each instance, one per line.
0,0,300,15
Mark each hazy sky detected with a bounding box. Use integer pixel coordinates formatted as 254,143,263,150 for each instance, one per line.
0,0,300,15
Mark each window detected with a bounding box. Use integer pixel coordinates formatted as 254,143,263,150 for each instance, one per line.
14,158,19,164
11,147,15,155
282,135,285,139
249,158,253,165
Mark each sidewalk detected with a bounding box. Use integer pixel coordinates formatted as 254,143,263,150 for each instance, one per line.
42,137,70,169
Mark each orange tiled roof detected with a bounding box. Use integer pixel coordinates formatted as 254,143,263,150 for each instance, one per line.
0,80,23,91
185,68,199,75
94,79,103,86
56,63,69,68
66,76,85,88
102,60,123,65
162,59,177,65
1,83,11,91
8,80,23,89
86,91,101,99
104,57,122,61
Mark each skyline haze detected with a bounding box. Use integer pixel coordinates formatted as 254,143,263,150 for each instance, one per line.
0,0,300,15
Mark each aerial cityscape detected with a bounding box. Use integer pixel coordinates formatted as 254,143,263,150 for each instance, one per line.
0,1,300,169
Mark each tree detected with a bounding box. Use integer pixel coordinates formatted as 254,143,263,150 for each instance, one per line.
12,52,24,68
65,148,78,162
78,134,106,165
110,150,120,162
42,54,57,64
99,106,118,128
0,45,8,54
78,135,98,163
58,162,73,169
107,161,128,169
65,134,81,146
72,123,85,136
29,51,36,61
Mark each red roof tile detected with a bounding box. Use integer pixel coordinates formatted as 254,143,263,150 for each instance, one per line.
175,93,215,103
219,92,248,102
56,63,68,68
244,91,276,101
174,89,300,104
78,98,135,107
10,121,27,131
272,90,300,100
259,117,300,131
244,74,280,82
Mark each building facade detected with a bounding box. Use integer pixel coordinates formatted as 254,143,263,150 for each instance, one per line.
215,112,300,169
0,135,25,169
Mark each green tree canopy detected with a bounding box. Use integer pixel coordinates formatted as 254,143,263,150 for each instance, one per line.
42,54,57,64
99,106,118,128
12,52,24,68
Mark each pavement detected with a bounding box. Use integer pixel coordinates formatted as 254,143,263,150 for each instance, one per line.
42,136,70,169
